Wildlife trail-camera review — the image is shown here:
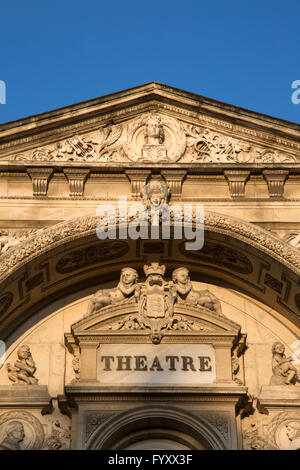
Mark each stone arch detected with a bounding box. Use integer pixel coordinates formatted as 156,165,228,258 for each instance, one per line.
0,209,300,340
86,405,226,450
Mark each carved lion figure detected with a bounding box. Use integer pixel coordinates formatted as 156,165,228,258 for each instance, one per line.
172,267,222,315
86,267,139,316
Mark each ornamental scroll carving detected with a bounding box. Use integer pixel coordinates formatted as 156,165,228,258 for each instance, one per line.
86,263,223,344
12,113,296,164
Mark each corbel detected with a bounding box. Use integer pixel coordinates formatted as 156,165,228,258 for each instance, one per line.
160,170,187,199
125,169,151,198
63,168,90,197
26,167,53,197
262,170,289,197
224,170,250,198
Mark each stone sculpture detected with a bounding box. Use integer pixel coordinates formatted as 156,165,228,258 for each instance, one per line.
286,422,300,450
269,342,298,385
87,263,223,343
7,345,38,385
0,233,21,254
44,420,71,450
0,421,25,450
142,178,170,209
86,267,139,316
172,267,222,315
283,232,300,250
141,115,168,161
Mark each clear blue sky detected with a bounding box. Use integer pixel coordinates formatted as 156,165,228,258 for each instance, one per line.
0,0,300,124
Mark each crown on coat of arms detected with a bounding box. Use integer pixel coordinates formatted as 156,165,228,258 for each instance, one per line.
143,263,166,277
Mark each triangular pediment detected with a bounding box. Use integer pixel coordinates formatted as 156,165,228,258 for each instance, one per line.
0,82,299,163
66,299,241,347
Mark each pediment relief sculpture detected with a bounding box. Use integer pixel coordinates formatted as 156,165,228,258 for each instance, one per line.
78,264,239,344
11,112,296,164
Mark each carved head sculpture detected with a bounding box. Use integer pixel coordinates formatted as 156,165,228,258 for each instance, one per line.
272,342,285,356
172,267,190,285
17,345,31,361
120,267,139,286
286,422,300,441
144,115,164,145
4,421,25,443
143,179,169,207
172,267,192,295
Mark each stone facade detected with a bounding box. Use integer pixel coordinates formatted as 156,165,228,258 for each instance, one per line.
0,82,299,450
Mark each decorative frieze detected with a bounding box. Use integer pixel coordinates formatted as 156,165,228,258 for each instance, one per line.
27,168,53,196
262,170,289,197
63,168,90,197
224,170,250,198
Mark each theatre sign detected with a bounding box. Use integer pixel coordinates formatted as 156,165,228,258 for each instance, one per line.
98,344,216,385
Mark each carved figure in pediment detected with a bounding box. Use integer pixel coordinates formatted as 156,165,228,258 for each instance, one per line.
270,342,298,385
144,115,165,145
0,421,25,450
86,267,139,316
7,345,38,385
172,267,222,315
141,115,168,162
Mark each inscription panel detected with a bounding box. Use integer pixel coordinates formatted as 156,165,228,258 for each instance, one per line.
97,344,216,386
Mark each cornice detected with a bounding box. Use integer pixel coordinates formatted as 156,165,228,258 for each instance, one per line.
0,83,299,159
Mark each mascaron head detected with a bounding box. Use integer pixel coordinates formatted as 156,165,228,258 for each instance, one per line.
144,179,168,206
